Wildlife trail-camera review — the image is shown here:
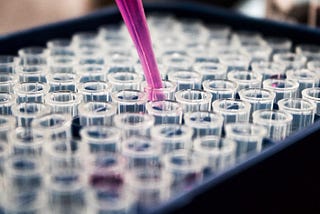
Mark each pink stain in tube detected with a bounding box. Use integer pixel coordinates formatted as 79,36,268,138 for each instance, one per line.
115,0,163,100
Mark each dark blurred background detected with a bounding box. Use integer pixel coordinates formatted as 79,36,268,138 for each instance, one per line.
0,0,317,35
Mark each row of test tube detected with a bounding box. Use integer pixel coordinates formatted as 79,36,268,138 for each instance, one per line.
1,14,320,213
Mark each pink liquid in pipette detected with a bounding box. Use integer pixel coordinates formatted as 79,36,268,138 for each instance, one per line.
115,0,163,100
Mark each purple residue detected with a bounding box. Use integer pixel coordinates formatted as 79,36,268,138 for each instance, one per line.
115,0,163,100
90,171,124,190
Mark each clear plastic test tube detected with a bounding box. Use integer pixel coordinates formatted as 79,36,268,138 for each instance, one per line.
202,79,237,101
14,82,49,104
0,93,15,115
0,115,15,142
251,61,286,80
0,74,18,93
150,124,193,153
16,65,47,83
238,88,275,118
264,36,292,54
252,109,293,141
11,102,50,127
8,127,45,156
225,123,267,160
286,69,319,97
77,81,111,102
80,126,120,153
193,62,227,81
43,140,87,171
47,72,77,92
219,53,251,72
295,44,320,61
162,52,194,72
47,55,77,74
114,113,154,139
241,44,272,62
227,70,262,90
163,150,204,192
47,38,75,56
45,91,82,116
18,46,48,66
0,55,16,74
212,99,251,123
273,52,307,70
3,155,44,194
47,169,87,214
31,113,72,140
278,98,316,133
146,100,183,125
302,87,320,115
125,167,172,208
263,79,299,103
108,71,142,92
167,70,202,91
175,89,212,112
111,90,148,113
193,136,236,174
184,111,224,138
141,80,177,101
76,65,107,83
78,101,117,126
121,136,161,169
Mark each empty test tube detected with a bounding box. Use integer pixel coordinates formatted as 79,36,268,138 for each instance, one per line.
278,98,316,133
264,36,292,54
273,52,307,70
151,124,193,153
0,55,16,74
14,82,49,104
141,80,177,101
47,169,87,214
193,136,236,174
167,70,202,91
8,127,45,156
80,126,120,153
114,113,154,139
76,65,107,83
193,62,227,80
238,88,275,118
18,46,48,66
263,79,299,103
219,53,251,72
146,100,183,125
47,39,75,57
0,115,15,142
43,140,87,171
11,102,50,127
227,70,262,90
16,65,47,83
121,136,161,169
108,71,142,92
252,109,293,141
241,43,272,62
163,150,204,192
0,93,15,115
78,101,117,126
45,91,82,116
225,123,267,159
212,99,251,123
295,44,320,61
251,61,286,80
125,167,172,208
0,74,18,93
175,89,212,112
77,81,111,102
4,155,44,193
31,113,72,140
202,79,237,101
162,52,194,72
184,111,224,138
302,87,320,115
111,90,148,113
47,72,77,92
286,69,319,97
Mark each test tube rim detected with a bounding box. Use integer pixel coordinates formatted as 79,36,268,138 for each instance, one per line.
278,98,316,113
